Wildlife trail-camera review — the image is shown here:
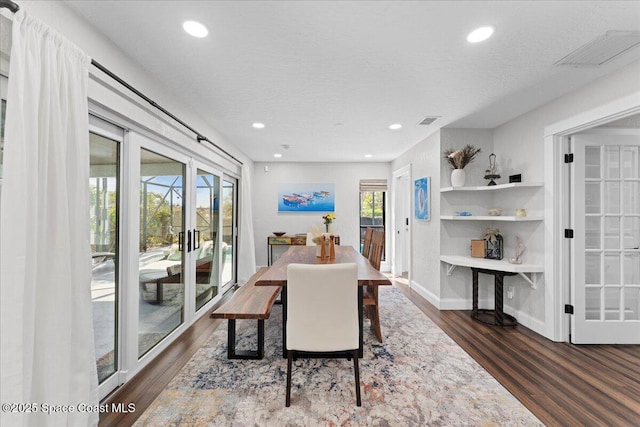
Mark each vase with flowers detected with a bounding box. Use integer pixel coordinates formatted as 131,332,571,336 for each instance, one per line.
322,213,336,233
443,144,481,187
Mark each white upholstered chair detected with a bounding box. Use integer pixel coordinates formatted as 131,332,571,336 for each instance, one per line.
285,263,361,407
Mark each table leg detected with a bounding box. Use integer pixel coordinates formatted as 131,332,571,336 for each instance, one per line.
281,286,288,359
358,285,363,358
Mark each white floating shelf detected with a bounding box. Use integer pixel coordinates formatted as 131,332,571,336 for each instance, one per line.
440,182,543,193
440,215,544,221
440,255,543,288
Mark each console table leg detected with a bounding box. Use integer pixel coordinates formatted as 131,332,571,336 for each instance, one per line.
495,273,505,326
472,269,479,318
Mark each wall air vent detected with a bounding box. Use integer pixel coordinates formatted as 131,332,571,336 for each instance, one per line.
418,116,440,126
555,31,640,67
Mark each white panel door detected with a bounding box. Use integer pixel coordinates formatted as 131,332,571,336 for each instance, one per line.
571,134,640,344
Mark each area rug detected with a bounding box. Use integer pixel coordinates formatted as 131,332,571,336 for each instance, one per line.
134,286,542,426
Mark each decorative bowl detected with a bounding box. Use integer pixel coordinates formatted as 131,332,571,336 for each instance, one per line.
272,231,286,236
488,208,503,216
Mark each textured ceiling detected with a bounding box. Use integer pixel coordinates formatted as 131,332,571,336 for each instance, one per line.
63,1,640,162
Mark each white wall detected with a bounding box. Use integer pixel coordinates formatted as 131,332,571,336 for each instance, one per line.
389,59,640,339
494,59,640,336
253,162,390,266
439,129,498,308
391,132,441,305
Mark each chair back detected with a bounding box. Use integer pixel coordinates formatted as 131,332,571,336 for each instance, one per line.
286,263,359,352
361,228,374,258
368,230,384,271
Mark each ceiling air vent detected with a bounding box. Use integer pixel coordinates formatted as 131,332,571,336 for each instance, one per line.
555,31,640,67
418,116,440,126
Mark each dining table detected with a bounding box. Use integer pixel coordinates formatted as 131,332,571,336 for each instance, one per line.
255,245,391,358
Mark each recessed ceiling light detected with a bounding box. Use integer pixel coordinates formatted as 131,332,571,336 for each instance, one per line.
252,122,265,129
467,26,495,43
389,124,402,130
183,21,208,38
364,154,373,158
274,153,282,158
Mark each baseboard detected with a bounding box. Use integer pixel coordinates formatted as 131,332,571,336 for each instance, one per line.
408,279,548,337
409,279,441,308
504,304,546,336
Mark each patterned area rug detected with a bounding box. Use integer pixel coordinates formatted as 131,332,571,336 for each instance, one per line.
134,286,542,426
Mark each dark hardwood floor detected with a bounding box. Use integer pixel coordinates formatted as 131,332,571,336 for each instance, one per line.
100,280,640,427
394,280,640,427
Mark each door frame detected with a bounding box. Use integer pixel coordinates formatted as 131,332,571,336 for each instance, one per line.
392,164,411,280
89,115,127,400
544,92,640,342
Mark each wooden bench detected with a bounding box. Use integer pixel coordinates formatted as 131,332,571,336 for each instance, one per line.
210,267,280,359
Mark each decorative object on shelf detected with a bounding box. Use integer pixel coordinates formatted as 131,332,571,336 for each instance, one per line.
414,177,430,220
455,211,472,216
515,208,527,217
322,213,336,233
272,231,286,236
508,235,526,264
471,239,486,258
450,169,465,188
484,153,501,186
509,174,522,183
483,227,503,260
488,208,503,216
443,145,481,188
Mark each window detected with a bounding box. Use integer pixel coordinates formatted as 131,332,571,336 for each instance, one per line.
359,179,387,259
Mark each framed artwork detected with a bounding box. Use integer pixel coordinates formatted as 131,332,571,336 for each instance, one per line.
278,183,335,212
414,177,430,221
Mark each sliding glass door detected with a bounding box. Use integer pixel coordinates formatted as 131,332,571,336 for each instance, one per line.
86,113,237,398
138,148,186,357
221,178,237,287
89,116,124,399
194,167,220,311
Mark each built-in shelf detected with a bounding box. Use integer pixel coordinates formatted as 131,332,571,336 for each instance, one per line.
440,255,543,288
440,215,544,221
440,182,543,193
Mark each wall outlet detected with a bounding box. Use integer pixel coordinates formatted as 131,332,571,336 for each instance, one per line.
507,286,514,299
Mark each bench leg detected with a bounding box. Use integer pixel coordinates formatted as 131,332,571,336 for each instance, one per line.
227,319,265,360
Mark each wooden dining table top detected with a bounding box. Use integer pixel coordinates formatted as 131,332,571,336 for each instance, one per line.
255,245,391,287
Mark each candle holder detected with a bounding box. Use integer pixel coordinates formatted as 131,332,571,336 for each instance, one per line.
484,153,501,186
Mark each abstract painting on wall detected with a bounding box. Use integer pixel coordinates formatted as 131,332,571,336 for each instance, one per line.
414,177,430,221
278,183,335,212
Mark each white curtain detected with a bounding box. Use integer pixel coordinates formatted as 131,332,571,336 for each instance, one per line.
237,164,257,283
0,10,98,427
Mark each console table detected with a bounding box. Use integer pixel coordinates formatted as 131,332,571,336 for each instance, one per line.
267,235,340,265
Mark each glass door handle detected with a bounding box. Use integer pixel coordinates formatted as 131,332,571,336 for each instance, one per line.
193,229,200,249
186,230,192,253
178,231,184,251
